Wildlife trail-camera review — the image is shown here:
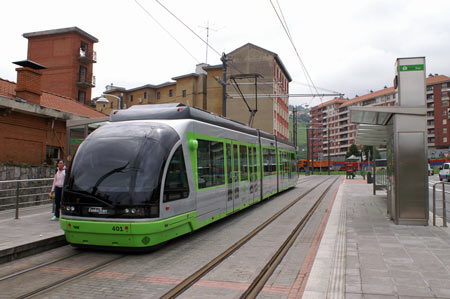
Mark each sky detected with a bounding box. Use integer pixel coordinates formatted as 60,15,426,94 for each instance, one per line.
1,0,449,108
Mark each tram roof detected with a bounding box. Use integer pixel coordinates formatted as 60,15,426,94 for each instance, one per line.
110,104,294,147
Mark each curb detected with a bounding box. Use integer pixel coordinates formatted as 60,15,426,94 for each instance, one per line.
0,235,67,265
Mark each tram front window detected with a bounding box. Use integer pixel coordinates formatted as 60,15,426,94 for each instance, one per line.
63,122,180,218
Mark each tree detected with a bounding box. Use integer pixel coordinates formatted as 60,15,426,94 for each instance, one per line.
346,144,360,158
361,145,382,161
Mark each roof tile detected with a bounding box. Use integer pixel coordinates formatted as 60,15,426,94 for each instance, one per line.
0,77,106,118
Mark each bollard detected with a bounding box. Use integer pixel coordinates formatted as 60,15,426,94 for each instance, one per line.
433,184,436,226
15,181,20,219
443,184,447,227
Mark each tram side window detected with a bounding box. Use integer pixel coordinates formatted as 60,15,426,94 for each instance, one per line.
240,145,248,181
197,140,225,189
253,146,258,178
163,146,189,202
263,148,276,176
270,149,276,174
263,148,270,176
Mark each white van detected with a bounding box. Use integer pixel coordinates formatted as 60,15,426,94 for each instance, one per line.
439,163,450,181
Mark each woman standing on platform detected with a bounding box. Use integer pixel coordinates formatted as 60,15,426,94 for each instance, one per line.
49,160,66,221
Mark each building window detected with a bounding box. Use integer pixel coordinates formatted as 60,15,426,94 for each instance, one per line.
169,89,173,97
46,145,61,162
444,101,449,107
443,110,447,116
144,92,147,99
444,119,447,125
130,95,133,102
444,128,447,134
444,137,448,143
110,102,114,109
182,90,187,98
78,66,87,82
78,90,86,103
157,92,160,100
427,94,433,100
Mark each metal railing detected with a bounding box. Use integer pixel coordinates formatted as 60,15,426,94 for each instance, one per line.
0,178,53,219
432,181,448,227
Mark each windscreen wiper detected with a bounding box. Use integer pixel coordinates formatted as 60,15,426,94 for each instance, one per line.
91,162,130,197
64,190,114,208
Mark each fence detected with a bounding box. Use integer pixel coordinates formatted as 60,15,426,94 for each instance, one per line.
0,178,53,219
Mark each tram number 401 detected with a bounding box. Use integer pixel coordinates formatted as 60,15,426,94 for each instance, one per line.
112,226,124,232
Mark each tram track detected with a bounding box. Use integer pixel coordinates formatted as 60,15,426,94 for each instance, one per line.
0,252,82,282
0,252,126,299
2,176,338,298
160,176,338,298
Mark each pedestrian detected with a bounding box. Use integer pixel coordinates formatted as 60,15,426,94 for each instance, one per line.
49,160,66,221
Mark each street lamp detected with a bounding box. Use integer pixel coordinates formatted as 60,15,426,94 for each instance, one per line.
97,93,123,109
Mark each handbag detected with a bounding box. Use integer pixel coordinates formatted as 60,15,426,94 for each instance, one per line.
49,191,55,200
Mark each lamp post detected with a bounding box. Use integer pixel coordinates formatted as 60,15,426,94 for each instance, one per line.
97,93,123,109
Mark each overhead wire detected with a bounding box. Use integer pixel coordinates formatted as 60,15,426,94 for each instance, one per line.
134,0,200,63
135,0,296,112
270,0,341,107
154,0,222,57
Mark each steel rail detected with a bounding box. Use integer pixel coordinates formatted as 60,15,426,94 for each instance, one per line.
240,176,339,298
160,176,333,299
0,252,82,282
16,255,126,299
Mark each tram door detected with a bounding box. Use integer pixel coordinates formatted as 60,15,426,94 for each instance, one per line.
226,143,239,213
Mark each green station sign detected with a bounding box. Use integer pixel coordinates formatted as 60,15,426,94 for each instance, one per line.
399,64,424,72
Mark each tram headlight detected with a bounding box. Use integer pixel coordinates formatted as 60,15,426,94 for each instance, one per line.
122,207,146,217
63,205,76,214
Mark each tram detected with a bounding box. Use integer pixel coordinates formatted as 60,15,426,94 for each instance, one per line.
60,104,298,249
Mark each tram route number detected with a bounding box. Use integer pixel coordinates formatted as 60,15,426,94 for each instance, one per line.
112,226,124,232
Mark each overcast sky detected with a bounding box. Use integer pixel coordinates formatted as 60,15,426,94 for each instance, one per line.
1,0,449,107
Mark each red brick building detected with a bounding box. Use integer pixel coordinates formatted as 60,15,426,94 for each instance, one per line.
23,27,98,105
0,60,105,166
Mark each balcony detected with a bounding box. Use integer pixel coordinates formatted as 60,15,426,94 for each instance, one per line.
78,49,97,64
442,87,450,93
77,73,96,88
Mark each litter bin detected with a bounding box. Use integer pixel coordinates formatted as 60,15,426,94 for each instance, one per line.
367,172,372,184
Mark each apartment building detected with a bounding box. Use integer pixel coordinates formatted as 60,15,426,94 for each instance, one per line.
98,43,292,140
23,27,98,105
309,74,450,160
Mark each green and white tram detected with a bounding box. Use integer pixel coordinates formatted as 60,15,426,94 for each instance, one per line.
60,104,298,249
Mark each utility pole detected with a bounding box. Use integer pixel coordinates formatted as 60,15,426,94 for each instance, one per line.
306,124,310,176
311,133,314,175
221,53,227,117
293,107,297,148
327,127,331,175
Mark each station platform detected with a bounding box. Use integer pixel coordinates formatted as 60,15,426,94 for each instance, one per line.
1,176,450,298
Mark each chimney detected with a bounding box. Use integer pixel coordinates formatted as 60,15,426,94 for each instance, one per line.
13,60,46,105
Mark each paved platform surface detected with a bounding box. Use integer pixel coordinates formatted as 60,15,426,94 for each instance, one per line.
1,176,450,298
0,204,66,264
304,178,450,299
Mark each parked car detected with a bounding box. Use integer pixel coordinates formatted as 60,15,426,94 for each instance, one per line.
428,163,433,176
439,163,450,181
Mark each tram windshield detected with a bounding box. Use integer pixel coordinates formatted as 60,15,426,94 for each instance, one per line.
64,122,180,217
